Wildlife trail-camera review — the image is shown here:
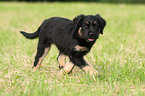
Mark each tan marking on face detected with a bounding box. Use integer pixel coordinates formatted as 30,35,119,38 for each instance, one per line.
99,29,102,34
35,47,49,69
94,21,97,24
82,65,98,75
85,22,89,25
78,27,82,36
59,60,75,74
75,45,88,52
58,54,66,68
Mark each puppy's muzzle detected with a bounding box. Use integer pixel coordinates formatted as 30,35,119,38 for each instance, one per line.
89,32,95,37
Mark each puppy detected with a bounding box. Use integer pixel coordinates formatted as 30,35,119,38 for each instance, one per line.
20,14,106,75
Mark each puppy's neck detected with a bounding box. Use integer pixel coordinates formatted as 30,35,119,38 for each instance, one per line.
76,38,94,48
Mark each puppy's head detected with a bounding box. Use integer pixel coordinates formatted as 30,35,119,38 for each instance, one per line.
73,14,106,43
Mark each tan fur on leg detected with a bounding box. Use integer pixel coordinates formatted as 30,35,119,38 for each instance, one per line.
33,47,49,70
59,60,75,75
58,54,66,68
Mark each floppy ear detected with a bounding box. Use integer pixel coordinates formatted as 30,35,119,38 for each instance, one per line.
96,14,106,34
72,14,85,33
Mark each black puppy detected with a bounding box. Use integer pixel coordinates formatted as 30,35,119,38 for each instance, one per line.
20,14,106,75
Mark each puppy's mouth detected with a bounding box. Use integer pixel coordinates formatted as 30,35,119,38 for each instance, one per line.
86,38,95,43
87,36,99,42
88,38,94,41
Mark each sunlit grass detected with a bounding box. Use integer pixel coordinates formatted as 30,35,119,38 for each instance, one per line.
0,2,145,96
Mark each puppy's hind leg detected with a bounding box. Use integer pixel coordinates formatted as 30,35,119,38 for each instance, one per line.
33,41,51,70
57,53,66,69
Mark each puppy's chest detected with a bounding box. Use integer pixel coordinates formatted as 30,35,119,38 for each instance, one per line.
71,45,90,56
74,45,88,52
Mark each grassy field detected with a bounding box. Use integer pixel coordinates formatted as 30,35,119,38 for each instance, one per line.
0,2,145,96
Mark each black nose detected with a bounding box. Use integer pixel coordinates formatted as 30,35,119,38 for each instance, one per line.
89,32,94,37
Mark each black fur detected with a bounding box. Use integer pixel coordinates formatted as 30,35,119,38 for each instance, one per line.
20,14,106,73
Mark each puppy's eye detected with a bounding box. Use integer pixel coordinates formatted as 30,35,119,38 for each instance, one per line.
93,21,97,26
85,22,90,26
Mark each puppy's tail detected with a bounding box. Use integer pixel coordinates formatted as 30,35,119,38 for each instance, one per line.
20,27,40,39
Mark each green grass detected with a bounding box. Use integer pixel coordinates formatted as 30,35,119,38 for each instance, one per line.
0,2,145,96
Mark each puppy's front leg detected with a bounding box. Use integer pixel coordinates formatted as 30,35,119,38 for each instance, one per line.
59,59,75,74
57,53,66,69
82,64,99,76
70,57,98,76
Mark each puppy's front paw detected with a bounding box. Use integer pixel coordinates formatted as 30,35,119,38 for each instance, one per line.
59,65,64,69
58,69,66,76
82,65,99,76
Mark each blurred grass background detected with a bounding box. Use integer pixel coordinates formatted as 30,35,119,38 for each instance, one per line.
0,2,145,96
1,0,145,4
